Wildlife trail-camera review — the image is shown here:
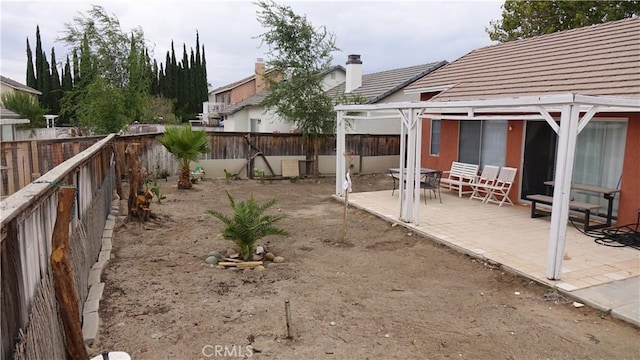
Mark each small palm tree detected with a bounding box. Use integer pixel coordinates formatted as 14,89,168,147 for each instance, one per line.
206,191,288,261
157,125,209,189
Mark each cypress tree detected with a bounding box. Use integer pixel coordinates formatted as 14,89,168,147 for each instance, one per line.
35,26,43,92
62,55,73,92
26,38,36,88
163,51,172,99
72,49,80,85
40,53,51,111
152,59,159,95
201,45,208,102
50,48,62,114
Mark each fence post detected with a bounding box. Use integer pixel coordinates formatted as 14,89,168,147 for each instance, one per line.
50,186,89,359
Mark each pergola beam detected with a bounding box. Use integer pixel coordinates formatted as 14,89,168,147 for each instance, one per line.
334,93,640,280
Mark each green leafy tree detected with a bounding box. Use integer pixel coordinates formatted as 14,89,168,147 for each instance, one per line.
256,0,339,176
1,91,47,128
487,0,640,42
59,5,151,133
157,126,209,189
206,191,288,261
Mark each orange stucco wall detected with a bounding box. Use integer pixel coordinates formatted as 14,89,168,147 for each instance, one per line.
421,118,459,171
421,114,640,224
618,113,640,224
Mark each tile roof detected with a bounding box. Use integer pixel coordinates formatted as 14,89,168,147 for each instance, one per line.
405,17,640,101
326,61,447,103
221,65,347,115
0,75,42,95
210,68,278,95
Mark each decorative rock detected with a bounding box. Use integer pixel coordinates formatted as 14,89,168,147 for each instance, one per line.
252,254,263,261
273,256,285,263
226,248,237,257
208,251,221,258
254,265,266,272
265,252,276,261
256,245,265,255
205,256,219,265
216,265,226,270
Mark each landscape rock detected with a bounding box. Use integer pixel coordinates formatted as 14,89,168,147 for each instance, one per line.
273,256,285,263
254,265,266,272
205,256,219,265
265,252,276,261
252,254,263,261
208,250,221,259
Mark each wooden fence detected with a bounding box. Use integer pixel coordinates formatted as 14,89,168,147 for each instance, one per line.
2,132,401,197
0,135,116,359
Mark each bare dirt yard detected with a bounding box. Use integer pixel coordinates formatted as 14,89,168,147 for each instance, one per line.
90,174,639,360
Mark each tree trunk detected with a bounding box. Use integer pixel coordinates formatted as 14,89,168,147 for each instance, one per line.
125,143,142,218
178,168,193,189
50,186,89,360
313,137,320,178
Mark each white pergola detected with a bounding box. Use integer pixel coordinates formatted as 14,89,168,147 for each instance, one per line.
334,93,640,280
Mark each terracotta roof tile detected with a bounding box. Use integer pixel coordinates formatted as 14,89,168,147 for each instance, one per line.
406,18,640,101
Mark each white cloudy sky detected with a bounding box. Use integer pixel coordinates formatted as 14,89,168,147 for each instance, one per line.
1,0,504,89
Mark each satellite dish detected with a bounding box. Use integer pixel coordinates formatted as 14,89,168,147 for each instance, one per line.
90,351,131,360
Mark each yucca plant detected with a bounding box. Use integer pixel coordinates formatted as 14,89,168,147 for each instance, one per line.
206,191,288,261
157,125,209,189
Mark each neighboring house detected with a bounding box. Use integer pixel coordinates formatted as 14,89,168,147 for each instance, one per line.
0,75,41,101
0,107,29,141
204,58,280,125
0,76,40,141
222,55,447,134
220,64,346,133
403,17,640,225
325,55,447,134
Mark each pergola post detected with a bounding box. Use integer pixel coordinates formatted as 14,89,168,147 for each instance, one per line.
397,109,423,224
546,104,580,279
335,110,346,196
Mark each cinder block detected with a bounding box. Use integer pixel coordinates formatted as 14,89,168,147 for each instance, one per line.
91,260,108,270
83,299,99,315
88,268,102,285
82,311,99,346
102,228,113,238
98,250,111,263
87,283,105,301
102,237,112,247
104,219,115,230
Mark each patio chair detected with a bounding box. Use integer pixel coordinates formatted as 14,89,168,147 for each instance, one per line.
469,165,500,202
480,167,518,207
420,170,443,204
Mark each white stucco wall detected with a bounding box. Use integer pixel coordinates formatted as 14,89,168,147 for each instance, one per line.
346,89,421,135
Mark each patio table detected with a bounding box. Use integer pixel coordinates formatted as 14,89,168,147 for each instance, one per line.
389,168,438,195
544,181,620,229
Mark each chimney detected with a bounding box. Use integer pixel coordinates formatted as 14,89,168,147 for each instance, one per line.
255,58,266,93
345,54,362,93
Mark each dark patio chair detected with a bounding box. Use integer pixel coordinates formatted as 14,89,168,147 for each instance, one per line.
421,170,443,204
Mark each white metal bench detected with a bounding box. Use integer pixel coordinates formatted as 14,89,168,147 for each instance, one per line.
526,194,603,231
439,162,480,198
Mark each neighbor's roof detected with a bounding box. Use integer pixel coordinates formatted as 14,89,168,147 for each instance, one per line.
326,61,447,103
0,75,42,95
221,65,347,115
0,107,30,125
210,67,278,95
405,17,640,101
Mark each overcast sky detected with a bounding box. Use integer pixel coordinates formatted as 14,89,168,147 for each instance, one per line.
1,0,504,90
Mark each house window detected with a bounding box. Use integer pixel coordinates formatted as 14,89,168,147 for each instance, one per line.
430,119,441,155
458,120,507,167
572,119,627,216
